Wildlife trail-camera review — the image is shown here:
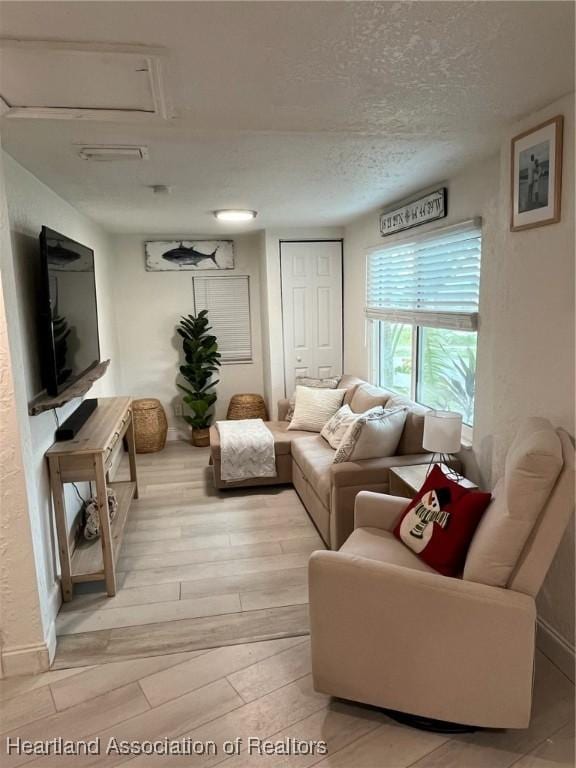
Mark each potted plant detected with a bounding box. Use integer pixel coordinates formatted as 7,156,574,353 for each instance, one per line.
177,310,221,446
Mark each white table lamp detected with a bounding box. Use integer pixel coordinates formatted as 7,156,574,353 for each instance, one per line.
423,410,463,479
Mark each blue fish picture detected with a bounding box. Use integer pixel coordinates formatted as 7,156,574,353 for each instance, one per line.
145,240,235,271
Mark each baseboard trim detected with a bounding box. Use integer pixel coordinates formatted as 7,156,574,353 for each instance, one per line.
1,640,51,678
167,426,188,442
44,582,61,666
537,617,575,682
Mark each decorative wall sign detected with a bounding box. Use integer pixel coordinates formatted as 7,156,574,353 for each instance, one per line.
145,240,235,271
380,188,447,237
511,115,563,231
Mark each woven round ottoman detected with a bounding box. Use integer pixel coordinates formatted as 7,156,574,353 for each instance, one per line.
227,393,268,420
132,398,168,453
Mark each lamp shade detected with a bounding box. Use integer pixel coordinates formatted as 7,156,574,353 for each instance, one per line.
423,410,463,454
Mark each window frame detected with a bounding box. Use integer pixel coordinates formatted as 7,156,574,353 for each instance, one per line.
369,318,475,441
365,218,482,443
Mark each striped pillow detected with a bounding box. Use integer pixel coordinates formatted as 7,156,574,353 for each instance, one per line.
288,386,346,433
286,376,340,421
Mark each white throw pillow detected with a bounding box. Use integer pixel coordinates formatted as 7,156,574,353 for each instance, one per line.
333,406,408,463
285,376,340,420
288,386,346,432
320,404,361,449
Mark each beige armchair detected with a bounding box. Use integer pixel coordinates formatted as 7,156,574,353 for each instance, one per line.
309,418,574,729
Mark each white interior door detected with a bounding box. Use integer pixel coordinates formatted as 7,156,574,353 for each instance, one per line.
280,241,343,395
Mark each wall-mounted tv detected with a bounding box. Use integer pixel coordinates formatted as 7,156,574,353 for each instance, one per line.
39,226,101,396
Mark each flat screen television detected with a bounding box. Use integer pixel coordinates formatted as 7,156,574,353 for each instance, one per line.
39,226,101,396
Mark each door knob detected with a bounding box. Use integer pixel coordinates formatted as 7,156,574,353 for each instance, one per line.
296,356,302,362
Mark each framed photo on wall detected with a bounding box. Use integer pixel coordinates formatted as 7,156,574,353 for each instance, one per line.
511,115,563,231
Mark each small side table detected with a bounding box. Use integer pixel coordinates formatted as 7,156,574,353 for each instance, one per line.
389,463,478,500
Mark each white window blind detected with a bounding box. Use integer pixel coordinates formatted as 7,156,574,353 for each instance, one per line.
193,276,252,363
366,218,482,330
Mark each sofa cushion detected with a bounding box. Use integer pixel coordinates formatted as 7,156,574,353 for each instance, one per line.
386,394,428,455
288,386,346,432
286,376,340,420
210,421,312,461
464,419,563,587
291,435,335,507
320,404,361,449
341,527,436,573
333,407,408,463
350,383,392,413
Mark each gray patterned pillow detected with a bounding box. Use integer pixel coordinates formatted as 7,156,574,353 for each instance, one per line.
333,406,408,463
286,376,340,421
320,404,360,449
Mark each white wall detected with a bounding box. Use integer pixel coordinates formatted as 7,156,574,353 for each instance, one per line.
1,151,120,662
0,151,47,677
342,93,575,673
343,156,500,390
112,233,265,430
489,93,575,671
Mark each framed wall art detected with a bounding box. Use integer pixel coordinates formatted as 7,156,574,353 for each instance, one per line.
145,240,235,271
511,115,563,231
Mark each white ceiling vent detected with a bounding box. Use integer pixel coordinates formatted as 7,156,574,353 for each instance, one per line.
0,39,170,121
78,145,149,161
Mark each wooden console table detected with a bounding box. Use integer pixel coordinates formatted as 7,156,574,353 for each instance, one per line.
46,397,139,602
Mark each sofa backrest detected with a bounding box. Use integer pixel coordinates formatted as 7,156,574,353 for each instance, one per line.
349,384,428,455
282,377,429,455
338,375,366,406
349,382,390,412
463,417,574,596
384,393,428,455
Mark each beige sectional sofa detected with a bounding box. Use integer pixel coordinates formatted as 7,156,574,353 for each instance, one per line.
210,375,437,549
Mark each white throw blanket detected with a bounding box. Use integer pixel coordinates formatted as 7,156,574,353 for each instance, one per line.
217,418,277,482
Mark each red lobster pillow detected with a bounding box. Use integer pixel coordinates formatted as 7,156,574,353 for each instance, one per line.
393,464,491,577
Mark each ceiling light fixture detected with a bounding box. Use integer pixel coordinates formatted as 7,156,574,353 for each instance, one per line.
214,209,257,222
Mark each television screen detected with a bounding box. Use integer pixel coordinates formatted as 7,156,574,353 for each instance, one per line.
39,226,101,396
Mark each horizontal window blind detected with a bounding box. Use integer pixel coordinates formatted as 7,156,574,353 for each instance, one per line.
366,218,482,330
193,276,252,363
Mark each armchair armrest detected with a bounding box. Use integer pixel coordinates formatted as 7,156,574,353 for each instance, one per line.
277,398,291,421
354,491,408,531
309,550,534,612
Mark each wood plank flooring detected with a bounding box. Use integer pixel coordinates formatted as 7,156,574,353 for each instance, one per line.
54,442,321,667
3,442,574,766
0,643,573,767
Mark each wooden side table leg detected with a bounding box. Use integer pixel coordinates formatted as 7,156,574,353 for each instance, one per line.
126,413,139,499
94,456,116,597
48,456,74,602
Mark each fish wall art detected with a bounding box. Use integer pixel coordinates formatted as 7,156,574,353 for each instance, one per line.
145,240,235,271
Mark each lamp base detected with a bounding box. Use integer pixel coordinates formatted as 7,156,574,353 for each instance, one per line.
426,453,463,482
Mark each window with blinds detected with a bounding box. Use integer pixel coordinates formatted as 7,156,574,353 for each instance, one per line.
192,276,252,363
366,219,482,331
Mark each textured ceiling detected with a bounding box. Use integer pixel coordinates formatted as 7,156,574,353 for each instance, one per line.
0,1,574,234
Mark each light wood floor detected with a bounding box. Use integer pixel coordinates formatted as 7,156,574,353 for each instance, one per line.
54,442,322,667
0,641,573,767
3,441,574,766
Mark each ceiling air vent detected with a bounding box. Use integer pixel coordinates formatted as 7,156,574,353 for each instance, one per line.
77,145,149,161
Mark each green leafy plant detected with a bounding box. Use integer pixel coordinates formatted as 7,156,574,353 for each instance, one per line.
437,346,476,424
420,329,476,423
177,311,221,430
